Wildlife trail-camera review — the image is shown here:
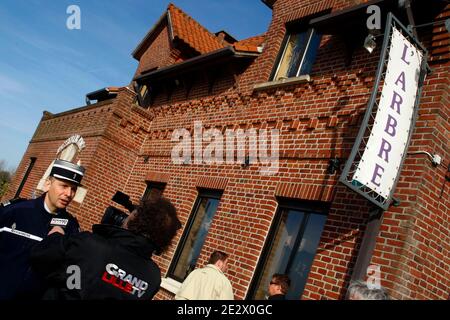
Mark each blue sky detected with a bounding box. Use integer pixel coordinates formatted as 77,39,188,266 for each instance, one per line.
0,0,271,171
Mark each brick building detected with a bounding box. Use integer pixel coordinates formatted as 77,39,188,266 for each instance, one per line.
4,0,449,300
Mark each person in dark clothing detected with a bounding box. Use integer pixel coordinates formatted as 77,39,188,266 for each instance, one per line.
268,274,291,300
0,159,84,300
30,194,181,300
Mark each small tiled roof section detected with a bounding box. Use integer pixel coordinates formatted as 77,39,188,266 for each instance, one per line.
168,3,225,54
133,3,263,60
233,34,265,53
107,86,120,93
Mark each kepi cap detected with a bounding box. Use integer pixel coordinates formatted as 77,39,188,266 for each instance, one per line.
49,159,85,186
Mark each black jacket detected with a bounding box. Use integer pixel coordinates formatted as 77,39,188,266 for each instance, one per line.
0,195,79,300
268,294,286,300
30,224,161,300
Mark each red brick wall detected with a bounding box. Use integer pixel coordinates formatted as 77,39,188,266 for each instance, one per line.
135,21,176,76
369,62,449,299
3,89,153,231
7,0,448,300
3,100,115,202
76,88,153,229
368,4,450,299
137,0,448,300
302,185,370,300
429,4,450,63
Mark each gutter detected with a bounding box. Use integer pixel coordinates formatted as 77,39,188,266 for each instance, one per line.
134,46,258,83
261,0,275,9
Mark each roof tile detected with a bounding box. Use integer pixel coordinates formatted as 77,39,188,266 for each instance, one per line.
134,3,264,62
233,34,265,53
168,3,225,54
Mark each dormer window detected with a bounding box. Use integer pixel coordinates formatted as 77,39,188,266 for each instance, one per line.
272,28,322,81
134,83,152,108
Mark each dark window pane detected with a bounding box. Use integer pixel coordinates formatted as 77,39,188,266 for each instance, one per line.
274,31,308,80
170,192,221,281
142,182,166,199
249,204,327,300
299,30,322,76
252,209,305,299
273,28,321,80
286,32,308,78
285,213,327,299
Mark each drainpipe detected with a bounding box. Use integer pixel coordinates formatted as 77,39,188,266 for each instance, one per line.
345,207,384,298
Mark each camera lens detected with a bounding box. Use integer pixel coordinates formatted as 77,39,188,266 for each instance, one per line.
101,206,129,227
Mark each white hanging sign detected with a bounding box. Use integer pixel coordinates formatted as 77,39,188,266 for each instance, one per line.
353,27,424,199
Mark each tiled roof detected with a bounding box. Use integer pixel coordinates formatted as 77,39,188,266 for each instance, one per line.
107,86,120,93
168,3,225,54
233,34,265,53
133,3,263,61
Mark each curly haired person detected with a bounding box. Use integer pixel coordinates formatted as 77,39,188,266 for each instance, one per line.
30,194,181,300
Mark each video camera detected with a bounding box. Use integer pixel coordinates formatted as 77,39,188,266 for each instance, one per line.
101,191,136,227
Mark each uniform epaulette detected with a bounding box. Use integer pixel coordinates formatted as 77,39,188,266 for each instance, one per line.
0,201,11,208
0,198,27,208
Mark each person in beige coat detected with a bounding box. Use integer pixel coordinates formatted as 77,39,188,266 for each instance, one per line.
175,250,234,300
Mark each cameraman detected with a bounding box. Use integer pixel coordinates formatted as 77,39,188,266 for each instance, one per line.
30,194,181,300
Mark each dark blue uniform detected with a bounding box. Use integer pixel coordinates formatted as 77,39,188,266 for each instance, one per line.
0,195,80,300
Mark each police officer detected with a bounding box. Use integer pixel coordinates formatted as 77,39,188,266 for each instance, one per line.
0,159,84,300
30,194,181,300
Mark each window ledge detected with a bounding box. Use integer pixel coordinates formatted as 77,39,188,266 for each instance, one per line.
253,75,311,91
160,277,182,295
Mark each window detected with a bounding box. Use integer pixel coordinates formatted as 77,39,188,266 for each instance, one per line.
168,189,222,282
135,83,152,108
272,28,322,81
248,200,328,299
142,181,166,199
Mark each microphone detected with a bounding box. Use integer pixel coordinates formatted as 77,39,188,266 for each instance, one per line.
49,217,69,229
